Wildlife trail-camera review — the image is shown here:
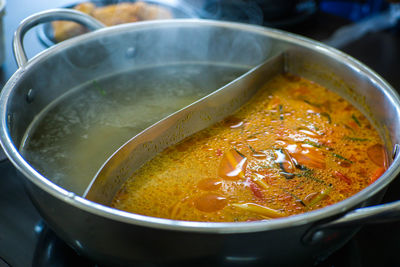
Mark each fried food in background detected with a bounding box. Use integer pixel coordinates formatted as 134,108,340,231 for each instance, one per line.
52,2,96,42
52,1,173,42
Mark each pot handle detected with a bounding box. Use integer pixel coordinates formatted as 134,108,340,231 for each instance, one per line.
13,8,105,68
302,199,400,245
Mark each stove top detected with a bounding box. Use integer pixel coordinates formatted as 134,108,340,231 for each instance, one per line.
2,1,400,266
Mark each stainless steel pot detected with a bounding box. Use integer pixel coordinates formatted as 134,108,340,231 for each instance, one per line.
2,9,400,266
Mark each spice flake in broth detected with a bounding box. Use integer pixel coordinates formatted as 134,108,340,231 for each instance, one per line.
111,74,388,222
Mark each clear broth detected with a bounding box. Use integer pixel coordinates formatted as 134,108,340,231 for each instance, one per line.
20,63,248,195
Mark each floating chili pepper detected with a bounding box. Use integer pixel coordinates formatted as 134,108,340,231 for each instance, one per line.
369,167,386,184
218,148,247,180
367,144,388,168
334,171,352,185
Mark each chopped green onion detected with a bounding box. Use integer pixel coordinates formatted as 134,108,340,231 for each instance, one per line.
247,132,261,139
352,114,361,127
280,188,306,206
279,104,284,120
303,140,322,148
303,99,321,108
344,124,356,132
321,112,332,123
307,185,333,207
332,152,353,163
92,80,106,96
280,171,295,179
247,144,256,153
233,147,246,158
343,136,369,142
297,168,326,185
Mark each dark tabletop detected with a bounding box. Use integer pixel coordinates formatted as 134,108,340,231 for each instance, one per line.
1,1,400,267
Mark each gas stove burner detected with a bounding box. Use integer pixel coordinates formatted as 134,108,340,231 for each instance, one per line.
32,222,97,267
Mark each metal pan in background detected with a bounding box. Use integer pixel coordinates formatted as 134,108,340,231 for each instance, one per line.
36,0,199,47
0,0,6,66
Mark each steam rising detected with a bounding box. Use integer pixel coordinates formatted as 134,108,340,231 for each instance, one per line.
14,19,275,196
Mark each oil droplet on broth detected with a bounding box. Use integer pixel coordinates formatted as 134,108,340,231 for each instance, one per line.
194,193,227,212
197,178,223,191
223,116,244,129
252,152,267,159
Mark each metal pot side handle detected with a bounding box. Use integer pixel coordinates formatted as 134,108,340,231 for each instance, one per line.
304,147,400,245
13,8,105,68
303,198,400,245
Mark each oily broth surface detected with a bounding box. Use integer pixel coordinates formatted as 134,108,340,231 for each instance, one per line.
20,64,247,195
112,74,387,222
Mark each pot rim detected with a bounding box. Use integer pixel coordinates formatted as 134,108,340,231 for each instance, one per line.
2,19,400,234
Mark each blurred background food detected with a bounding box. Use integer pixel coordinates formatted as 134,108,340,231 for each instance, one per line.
52,1,172,42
